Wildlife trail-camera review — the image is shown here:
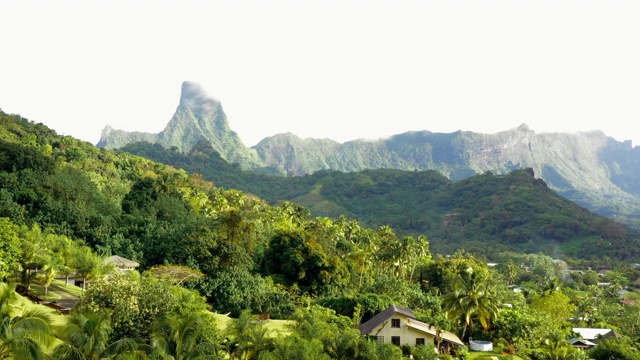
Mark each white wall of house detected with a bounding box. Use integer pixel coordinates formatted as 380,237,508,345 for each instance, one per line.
368,314,436,347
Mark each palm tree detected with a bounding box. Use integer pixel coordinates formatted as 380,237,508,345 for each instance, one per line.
323,329,362,360
226,310,273,360
409,235,431,280
443,266,500,340
52,311,138,360
0,284,53,360
73,247,114,291
36,262,57,296
152,313,222,360
538,330,588,360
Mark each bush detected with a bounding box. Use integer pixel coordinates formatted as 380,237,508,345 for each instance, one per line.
589,337,640,360
412,344,438,360
313,292,393,323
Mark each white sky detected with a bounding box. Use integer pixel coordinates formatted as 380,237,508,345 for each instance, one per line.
1,0,639,147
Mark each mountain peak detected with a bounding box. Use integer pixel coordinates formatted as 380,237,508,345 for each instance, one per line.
180,81,217,107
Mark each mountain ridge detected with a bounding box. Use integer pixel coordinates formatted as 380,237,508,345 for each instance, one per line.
97,81,640,228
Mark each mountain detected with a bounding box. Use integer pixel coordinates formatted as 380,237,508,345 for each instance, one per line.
255,125,640,227
99,82,640,228
97,81,262,169
118,140,640,260
2,108,638,262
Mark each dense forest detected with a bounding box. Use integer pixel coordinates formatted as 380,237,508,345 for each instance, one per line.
2,110,640,359
121,140,640,262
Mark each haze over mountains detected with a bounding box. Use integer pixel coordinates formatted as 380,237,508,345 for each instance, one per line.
97,81,640,228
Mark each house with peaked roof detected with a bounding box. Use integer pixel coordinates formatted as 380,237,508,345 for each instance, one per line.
358,305,464,355
104,255,140,274
572,328,619,344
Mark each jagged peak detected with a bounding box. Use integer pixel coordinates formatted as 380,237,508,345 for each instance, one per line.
179,81,219,107
98,125,115,142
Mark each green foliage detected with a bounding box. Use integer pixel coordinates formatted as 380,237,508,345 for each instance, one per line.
119,139,640,262
152,312,222,360
4,108,640,358
258,333,329,360
262,231,348,295
529,291,576,333
0,218,20,280
411,344,439,360
52,311,121,360
225,309,273,360
494,307,543,352
530,330,589,360
443,264,500,340
199,268,295,319
0,283,54,359
75,273,207,343
589,337,640,360
314,293,393,323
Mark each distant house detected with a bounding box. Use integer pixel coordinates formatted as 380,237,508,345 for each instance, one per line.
104,255,140,274
597,267,613,276
359,305,464,355
572,328,619,344
569,337,596,349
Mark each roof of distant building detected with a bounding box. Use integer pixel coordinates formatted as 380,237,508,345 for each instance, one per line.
104,255,140,268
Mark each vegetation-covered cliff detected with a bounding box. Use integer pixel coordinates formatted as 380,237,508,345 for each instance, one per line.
99,82,640,229
120,140,639,261
97,81,262,169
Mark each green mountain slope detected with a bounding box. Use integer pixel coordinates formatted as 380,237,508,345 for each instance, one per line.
97,83,640,228
120,140,640,261
254,126,640,228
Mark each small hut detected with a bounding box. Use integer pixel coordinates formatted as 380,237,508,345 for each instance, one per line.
104,255,140,274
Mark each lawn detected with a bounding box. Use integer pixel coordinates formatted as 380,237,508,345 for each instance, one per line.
30,278,83,302
466,350,525,360
211,312,293,337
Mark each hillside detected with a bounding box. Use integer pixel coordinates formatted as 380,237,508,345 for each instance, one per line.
120,140,640,261
98,82,640,229
5,109,640,359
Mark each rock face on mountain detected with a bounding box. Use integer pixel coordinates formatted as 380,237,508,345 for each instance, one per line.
97,81,640,225
254,125,640,223
97,81,261,168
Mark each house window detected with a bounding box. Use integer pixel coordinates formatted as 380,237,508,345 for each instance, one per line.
416,338,425,346
391,319,401,328
391,336,401,346
376,336,384,345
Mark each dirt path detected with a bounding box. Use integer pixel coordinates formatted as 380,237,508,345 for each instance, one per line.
47,282,80,309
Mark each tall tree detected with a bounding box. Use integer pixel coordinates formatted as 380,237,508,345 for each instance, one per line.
443,265,499,340
0,218,20,281
73,246,112,291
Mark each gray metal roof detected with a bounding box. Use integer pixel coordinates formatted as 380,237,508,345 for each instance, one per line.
104,255,140,268
359,305,415,335
358,304,464,347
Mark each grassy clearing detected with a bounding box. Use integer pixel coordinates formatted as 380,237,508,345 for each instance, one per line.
466,350,525,360
211,312,293,337
30,278,84,298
